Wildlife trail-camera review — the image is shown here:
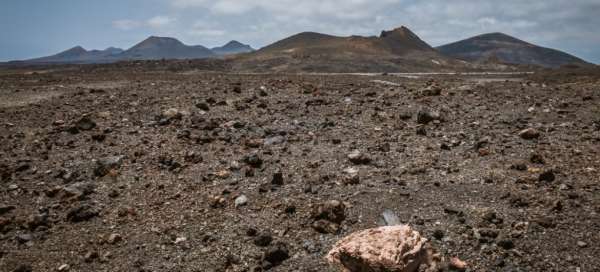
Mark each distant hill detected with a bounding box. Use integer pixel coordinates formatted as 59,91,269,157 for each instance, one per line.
256,26,436,57
211,40,254,56
234,26,457,72
119,36,215,60
22,46,124,64
436,33,589,68
11,36,250,64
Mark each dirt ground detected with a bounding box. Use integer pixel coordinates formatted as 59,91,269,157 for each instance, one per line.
0,66,599,272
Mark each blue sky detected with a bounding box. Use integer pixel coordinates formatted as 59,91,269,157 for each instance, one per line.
2,0,599,63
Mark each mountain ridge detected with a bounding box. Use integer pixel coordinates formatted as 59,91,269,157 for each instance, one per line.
436,32,589,68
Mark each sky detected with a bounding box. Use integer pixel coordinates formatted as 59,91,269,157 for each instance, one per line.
1,0,599,63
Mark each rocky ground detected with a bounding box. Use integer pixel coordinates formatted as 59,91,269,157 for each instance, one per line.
0,66,599,272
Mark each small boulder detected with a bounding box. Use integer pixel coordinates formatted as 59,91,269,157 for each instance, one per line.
326,225,439,272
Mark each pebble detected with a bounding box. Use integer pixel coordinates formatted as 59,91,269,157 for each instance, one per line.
66,204,100,222
449,257,467,271
518,128,541,139
347,150,371,165
234,195,248,207
108,233,122,244
262,242,290,268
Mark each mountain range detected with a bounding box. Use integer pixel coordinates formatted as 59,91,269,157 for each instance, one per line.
7,26,591,70
14,38,254,64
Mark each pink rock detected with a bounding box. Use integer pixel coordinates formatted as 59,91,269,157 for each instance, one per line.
326,225,439,272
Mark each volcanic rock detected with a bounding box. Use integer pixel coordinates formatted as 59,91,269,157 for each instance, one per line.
326,225,439,272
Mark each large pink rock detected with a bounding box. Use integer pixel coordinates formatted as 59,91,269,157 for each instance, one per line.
326,225,439,272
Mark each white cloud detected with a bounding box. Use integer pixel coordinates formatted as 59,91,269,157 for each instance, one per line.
155,0,600,61
112,19,142,31
147,16,176,28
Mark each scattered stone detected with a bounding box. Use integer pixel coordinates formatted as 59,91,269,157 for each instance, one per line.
26,212,49,230
12,264,33,272
196,102,210,111
264,136,285,146
66,204,100,222
0,205,15,215
577,241,588,248
209,196,226,208
326,225,439,272
94,155,124,177
417,107,440,124
271,171,284,186
535,216,556,228
235,195,248,207
72,116,96,133
347,150,371,165
449,257,467,271
381,209,401,226
538,170,556,182
161,108,183,120
519,128,540,140
16,233,33,244
311,200,346,233
497,238,515,250
510,162,528,171
244,152,263,167
530,153,545,164
254,233,273,247
84,251,99,262
57,264,70,271
432,229,444,240
108,233,122,244
262,242,290,269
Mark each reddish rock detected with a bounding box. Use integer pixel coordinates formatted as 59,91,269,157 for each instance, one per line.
326,225,439,272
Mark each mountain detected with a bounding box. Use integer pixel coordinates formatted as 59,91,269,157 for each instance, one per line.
211,41,254,56
119,36,215,60
436,32,588,68
256,26,436,57
234,26,456,72
22,46,124,64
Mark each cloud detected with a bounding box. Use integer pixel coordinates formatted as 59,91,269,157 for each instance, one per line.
112,16,175,31
158,0,600,61
147,16,176,28
112,19,142,31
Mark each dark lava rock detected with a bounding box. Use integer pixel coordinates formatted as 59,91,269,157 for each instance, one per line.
254,233,273,247
530,153,545,164
482,211,503,225
311,200,346,233
271,171,284,186
26,212,49,230
66,204,100,222
94,156,124,177
519,128,541,140
535,216,556,228
244,152,263,168
76,117,96,130
538,170,556,182
12,264,33,272
262,242,290,269
416,107,440,124
0,205,15,215
69,116,97,133
510,162,528,171
498,238,515,250
196,102,210,111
